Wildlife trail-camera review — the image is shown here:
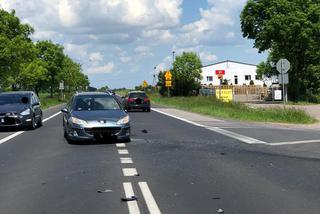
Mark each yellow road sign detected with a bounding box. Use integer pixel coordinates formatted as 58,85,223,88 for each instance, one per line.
165,81,172,87
216,89,233,102
165,71,172,81
143,80,148,88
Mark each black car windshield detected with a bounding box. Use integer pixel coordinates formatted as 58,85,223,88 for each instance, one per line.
73,95,121,111
129,93,147,98
0,94,29,106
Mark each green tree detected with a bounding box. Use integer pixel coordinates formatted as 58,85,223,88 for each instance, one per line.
58,55,89,92
172,52,202,96
156,71,168,96
0,9,35,90
241,0,320,101
18,59,49,95
36,40,64,97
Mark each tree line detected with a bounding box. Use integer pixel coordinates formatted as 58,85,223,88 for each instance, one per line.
0,9,89,96
157,52,203,96
241,0,320,102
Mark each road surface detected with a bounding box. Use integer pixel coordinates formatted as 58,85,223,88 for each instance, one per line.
1,105,320,214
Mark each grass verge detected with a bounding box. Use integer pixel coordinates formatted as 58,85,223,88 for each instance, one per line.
39,93,70,109
149,94,316,124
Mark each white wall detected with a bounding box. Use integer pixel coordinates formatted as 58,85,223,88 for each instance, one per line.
201,61,259,86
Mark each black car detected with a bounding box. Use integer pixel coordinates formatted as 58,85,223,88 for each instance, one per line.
124,91,151,112
0,91,43,129
61,92,130,143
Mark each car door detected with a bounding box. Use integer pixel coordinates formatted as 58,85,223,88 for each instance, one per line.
31,94,41,120
63,98,73,129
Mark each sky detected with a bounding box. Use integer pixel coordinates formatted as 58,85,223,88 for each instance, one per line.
0,0,267,89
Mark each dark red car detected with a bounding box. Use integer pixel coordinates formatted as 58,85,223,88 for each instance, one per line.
123,91,151,112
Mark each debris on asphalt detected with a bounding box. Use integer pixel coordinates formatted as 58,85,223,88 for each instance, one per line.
216,208,224,213
97,189,113,193
142,129,148,133
121,196,138,202
220,152,226,156
134,173,140,176
212,197,221,200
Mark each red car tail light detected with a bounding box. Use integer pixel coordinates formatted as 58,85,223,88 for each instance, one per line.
127,98,134,102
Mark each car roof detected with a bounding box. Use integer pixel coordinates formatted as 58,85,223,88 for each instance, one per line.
128,91,146,94
74,92,113,96
0,91,33,95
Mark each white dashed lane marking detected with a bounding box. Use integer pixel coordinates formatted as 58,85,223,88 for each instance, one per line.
122,168,138,177
118,149,129,155
116,143,126,148
120,157,133,164
123,182,141,214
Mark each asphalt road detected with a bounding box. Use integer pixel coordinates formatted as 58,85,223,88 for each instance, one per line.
1,105,320,214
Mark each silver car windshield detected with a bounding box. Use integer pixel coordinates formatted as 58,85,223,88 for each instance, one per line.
73,95,121,111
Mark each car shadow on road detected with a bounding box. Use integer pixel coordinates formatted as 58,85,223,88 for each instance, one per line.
67,137,131,146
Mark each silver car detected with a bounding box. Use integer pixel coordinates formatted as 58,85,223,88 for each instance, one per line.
61,92,130,143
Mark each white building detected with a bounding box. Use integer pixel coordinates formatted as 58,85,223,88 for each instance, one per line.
201,60,265,86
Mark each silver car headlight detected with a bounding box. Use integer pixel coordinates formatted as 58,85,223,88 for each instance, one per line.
71,117,87,125
117,115,130,125
20,108,31,116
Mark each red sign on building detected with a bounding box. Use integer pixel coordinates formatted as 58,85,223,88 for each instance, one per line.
215,70,225,75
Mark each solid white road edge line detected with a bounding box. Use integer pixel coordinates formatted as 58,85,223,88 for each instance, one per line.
123,182,141,214
0,111,61,145
0,131,24,145
268,139,320,146
42,112,61,123
138,182,161,214
122,168,138,176
151,108,267,145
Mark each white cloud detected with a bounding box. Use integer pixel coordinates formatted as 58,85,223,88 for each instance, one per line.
87,62,115,74
142,29,174,43
199,51,218,63
134,45,153,56
1,0,183,44
89,52,103,63
120,57,132,64
64,43,88,58
177,0,247,47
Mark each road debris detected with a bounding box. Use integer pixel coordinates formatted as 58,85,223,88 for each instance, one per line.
212,197,221,200
142,129,148,133
216,208,224,213
121,196,138,202
97,189,113,193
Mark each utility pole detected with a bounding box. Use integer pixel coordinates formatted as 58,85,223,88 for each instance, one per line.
169,51,175,98
152,66,157,90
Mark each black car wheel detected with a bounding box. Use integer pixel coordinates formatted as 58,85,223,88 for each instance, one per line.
30,116,37,130
38,115,43,127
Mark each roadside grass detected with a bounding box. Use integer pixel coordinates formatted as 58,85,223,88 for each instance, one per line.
39,93,71,109
149,94,316,124
115,89,130,97
286,101,320,106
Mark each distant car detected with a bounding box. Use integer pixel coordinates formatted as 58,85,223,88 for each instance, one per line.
124,91,151,112
0,91,43,129
61,92,130,143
